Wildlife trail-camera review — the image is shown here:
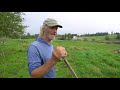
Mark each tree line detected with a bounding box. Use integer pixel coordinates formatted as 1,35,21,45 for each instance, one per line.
81,32,109,36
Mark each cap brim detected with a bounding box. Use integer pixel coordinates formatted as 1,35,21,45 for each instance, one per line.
47,24,62,28
55,25,63,28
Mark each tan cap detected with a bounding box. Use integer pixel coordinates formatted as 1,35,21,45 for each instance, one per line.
43,18,63,28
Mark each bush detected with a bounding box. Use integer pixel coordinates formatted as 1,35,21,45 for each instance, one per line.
105,35,110,40
83,38,88,41
0,37,7,45
91,38,95,42
116,34,120,39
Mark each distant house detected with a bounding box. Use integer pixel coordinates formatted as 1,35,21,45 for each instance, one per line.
72,34,78,40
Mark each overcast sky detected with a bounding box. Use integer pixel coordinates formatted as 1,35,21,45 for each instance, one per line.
22,12,120,35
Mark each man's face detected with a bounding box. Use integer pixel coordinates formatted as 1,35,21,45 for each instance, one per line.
44,26,58,41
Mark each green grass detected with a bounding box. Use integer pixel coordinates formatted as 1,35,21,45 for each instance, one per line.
0,38,120,78
53,40,120,78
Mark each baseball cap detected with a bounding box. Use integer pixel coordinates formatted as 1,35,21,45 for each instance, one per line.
43,18,63,28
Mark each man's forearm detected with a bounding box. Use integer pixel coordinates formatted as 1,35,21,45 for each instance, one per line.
31,56,58,78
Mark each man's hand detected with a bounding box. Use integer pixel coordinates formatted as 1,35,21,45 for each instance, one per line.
52,46,67,61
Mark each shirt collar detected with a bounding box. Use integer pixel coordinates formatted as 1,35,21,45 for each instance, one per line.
36,37,52,46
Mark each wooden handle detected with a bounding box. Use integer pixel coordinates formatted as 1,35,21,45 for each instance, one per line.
63,58,78,78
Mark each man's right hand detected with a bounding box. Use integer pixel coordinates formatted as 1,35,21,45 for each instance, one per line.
52,46,67,61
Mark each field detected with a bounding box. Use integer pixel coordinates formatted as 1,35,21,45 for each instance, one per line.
0,37,120,78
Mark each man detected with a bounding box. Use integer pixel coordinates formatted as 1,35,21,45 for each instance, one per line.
27,18,67,78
